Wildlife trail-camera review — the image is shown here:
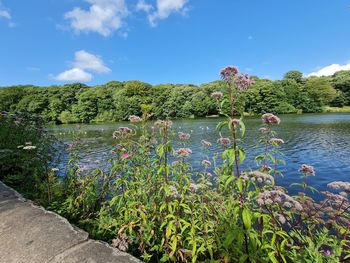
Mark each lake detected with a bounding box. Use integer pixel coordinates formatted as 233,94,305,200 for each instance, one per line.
49,113,350,196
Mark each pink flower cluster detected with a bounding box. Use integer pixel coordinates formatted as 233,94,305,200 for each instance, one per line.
220,66,239,81
261,113,281,125
178,132,190,140
175,148,192,157
327,181,350,192
235,73,255,91
112,233,132,252
231,118,240,127
257,189,303,212
128,115,141,123
299,164,315,176
112,127,133,139
155,120,173,129
241,170,274,185
211,91,223,99
269,138,284,146
217,137,231,146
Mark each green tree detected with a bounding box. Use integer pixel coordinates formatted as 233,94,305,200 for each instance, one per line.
284,70,304,84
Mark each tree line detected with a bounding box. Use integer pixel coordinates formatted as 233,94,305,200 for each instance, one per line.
0,70,349,124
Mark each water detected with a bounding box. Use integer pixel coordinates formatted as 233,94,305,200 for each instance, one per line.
49,113,350,195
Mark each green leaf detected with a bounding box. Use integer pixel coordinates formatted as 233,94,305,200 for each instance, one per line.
240,119,246,137
242,208,251,230
238,147,246,162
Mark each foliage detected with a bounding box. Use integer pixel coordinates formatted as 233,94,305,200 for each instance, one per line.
1,71,349,124
1,67,350,262
0,111,60,204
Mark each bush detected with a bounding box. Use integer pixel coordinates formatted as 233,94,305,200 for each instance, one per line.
0,111,60,203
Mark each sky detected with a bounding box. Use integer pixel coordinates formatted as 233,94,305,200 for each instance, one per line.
0,0,350,86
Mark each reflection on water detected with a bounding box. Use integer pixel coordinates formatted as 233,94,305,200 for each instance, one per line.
49,113,350,195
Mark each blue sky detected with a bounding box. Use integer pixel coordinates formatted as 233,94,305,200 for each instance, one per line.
0,0,350,86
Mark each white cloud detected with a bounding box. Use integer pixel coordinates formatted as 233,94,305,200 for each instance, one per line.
0,9,10,19
64,0,128,37
307,62,350,77
136,0,153,13
54,50,110,82
138,0,189,26
55,68,92,82
0,1,12,25
72,50,111,73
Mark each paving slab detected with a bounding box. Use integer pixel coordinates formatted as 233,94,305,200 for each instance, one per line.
0,181,142,263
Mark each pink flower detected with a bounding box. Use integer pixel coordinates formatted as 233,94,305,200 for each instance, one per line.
155,120,173,129
217,137,231,146
178,132,190,140
211,91,223,99
220,66,239,81
261,113,281,125
231,118,240,127
235,73,255,91
128,115,141,123
270,138,284,146
299,164,315,176
175,148,192,158
121,153,130,159
112,127,133,139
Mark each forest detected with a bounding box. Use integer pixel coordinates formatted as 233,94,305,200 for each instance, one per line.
0,70,349,124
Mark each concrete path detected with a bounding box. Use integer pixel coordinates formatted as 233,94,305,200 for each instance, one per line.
0,181,142,263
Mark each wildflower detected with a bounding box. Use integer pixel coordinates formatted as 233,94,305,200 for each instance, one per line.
259,127,268,133
201,139,212,148
51,168,59,172
201,160,211,167
244,171,274,185
112,233,132,252
327,181,350,192
299,164,315,176
128,115,141,123
258,189,303,211
217,137,231,146
261,113,281,125
235,73,255,91
189,183,201,192
23,145,36,150
220,66,239,81
270,138,284,146
211,91,223,99
231,118,240,127
121,153,130,159
168,185,181,198
25,142,32,145
155,120,173,129
112,127,133,139
322,191,348,206
17,145,24,148
178,132,190,140
324,250,332,256
175,148,192,158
